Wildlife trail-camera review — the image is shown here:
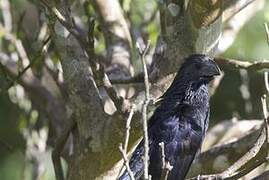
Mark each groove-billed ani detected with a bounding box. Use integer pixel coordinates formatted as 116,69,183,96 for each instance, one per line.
119,54,220,180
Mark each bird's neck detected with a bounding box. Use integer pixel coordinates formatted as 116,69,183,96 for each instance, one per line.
162,78,209,106
183,80,209,107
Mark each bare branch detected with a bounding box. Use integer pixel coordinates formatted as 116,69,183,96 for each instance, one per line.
265,22,269,47
190,120,262,177
223,0,258,22
137,40,151,180
159,142,166,169
219,126,266,178
119,144,135,180
215,57,269,71
6,36,51,90
118,105,135,179
159,142,173,180
264,72,269,93
124,105,135,151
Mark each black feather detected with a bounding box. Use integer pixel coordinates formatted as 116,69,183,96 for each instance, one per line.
119,54,220,180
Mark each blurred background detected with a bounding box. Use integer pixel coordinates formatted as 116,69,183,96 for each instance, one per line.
0,0,269,179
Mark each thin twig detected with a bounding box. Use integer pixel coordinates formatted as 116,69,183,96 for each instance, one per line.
160,162,173,180
124,105,135,151
159,142,165,169
261,95,269,145
137,40,151,180
264,23,269,47
264,22,269,145
6,36,51,90
226,156,269,180
118,105,135,179
159,142,173,180
264,72,269,94
119,144,135,180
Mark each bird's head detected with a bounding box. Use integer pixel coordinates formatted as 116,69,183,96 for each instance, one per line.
157,54,221,103
178,54,221,82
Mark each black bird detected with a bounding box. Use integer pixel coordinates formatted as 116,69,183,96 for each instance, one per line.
119,54,221,180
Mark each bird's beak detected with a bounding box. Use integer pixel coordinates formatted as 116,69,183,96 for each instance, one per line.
202,59,221,77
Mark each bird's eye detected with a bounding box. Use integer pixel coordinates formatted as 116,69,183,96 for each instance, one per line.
195,63,202,70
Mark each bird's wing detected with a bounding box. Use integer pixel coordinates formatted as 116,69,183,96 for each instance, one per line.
166,108,209,179
166,126,202,180
119,139,152,180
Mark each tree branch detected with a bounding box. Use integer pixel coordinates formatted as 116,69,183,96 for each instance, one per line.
159,142,173,180
189,120,263,177
214,57,269,71
41,1,130,114
52,117,76,180
137,41,151,180
91,0,132,74
118,105,135,180
223,0,258,22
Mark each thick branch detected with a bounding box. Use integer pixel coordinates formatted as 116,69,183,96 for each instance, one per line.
41,1,129,114
92,0,133,76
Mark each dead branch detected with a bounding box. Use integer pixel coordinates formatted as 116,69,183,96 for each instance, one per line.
124,105,135,151
159,142,173,180
119,144,135,180
118,105,135,180
137,40,151,180
265,23,269,46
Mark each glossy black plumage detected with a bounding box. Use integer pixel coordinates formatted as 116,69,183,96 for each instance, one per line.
119,54,220,180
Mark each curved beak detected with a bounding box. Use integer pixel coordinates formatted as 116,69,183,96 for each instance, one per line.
201,59,221,77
